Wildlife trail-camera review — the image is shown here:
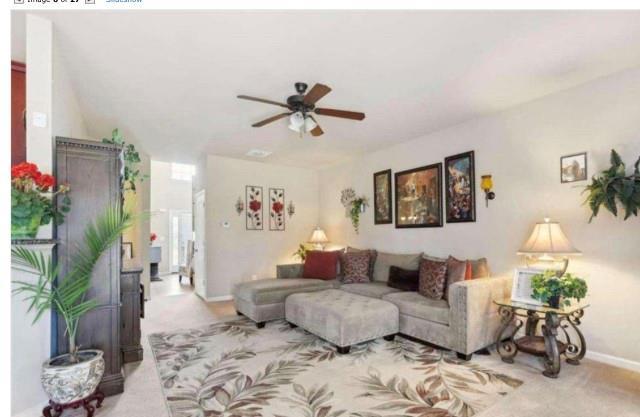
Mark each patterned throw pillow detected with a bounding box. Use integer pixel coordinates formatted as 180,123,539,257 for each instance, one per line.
341,251,371,284
346,247,378,280
418,257,448,300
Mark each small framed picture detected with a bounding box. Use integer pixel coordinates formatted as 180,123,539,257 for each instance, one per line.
373,169,392,224
511,268,545,305
561,152,587,183
122,242,133,260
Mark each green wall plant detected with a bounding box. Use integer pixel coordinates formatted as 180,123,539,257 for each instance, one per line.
102,128,148,192
583,149,640,222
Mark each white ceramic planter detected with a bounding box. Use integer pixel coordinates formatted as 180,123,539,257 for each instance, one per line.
41,349,105,404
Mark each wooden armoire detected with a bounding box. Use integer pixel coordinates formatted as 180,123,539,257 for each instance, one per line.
54,137,126,396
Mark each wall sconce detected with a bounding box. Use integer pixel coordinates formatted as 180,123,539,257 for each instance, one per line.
287,201,296,218
235,197,244,215
480,175,495,207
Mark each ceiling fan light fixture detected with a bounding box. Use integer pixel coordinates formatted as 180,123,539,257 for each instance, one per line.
288,111,304,132
304,116,317,133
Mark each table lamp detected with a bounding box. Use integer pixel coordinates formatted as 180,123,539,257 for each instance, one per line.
309,227,329,250
517,217,581,276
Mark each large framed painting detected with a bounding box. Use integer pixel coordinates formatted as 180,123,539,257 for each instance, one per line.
444,151,476,223
561,152,587,183
395,163,443,228
373,169,392,224
269,188,285,231
246,185,263,230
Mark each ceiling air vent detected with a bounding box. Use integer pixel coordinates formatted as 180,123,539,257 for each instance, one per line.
245,149,272,158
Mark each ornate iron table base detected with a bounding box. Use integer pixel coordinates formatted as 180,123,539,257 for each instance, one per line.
42,389,105,417
495,303,586,378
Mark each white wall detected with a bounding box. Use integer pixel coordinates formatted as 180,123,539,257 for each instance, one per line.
200,155,319,299
52,48,89,140
150,160,192,275
319,68,640,365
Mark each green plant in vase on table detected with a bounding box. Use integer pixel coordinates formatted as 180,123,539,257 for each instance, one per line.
530,270,588,309
11,162,70,239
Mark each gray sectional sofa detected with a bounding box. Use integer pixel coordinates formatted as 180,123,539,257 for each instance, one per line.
232,253,512,359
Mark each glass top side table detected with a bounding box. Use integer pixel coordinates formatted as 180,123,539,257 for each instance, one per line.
493,298,588,378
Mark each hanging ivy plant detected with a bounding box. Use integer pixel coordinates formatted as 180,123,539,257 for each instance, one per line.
102,128,148,193
349,197,368,234
583,149,640,222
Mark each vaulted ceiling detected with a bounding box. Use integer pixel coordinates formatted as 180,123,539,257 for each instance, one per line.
12,10,640,168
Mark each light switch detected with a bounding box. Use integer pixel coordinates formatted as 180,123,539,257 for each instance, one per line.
32,112,47,128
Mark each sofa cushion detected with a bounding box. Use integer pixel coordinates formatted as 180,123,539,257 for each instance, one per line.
382,292,450,325
468,258,490,279
341,251,371,283
387,266,419,291
346,247,377,279
340,282,402,299
233,278,335,305
303,250,340,280
445,256,468,301
418,257,448,300
372,251,423,282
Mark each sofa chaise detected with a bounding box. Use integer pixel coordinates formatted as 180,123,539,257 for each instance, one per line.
232,253,512,359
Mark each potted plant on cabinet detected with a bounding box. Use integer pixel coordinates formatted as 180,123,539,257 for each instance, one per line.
530,270,588,308
12,205,134,411
11,162,70,239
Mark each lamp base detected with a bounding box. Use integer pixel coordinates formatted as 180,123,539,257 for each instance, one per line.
524,256,568,277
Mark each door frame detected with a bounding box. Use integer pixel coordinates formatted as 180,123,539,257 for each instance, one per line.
193,190,207,299
168,209,192,273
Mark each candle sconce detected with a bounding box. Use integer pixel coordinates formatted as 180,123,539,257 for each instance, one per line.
235,196,245,215
287,201,296,218
480,175,495,207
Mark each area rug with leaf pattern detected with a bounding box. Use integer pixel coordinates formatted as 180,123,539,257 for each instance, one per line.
149,316,523,417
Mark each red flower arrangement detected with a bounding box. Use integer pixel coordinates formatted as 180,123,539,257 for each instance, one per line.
150,232,157,243
272,201,284,214
249,200,262,212
11,161,70,239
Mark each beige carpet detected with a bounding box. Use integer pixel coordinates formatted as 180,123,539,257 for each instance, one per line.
66,289,640,417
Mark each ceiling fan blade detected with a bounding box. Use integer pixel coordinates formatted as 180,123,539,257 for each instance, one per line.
251,112,292,127
308,116,323,137
303,83,332,105
314,108,365,121
238,95,291,109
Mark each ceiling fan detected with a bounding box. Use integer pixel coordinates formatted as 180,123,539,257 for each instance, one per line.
237,82,365,137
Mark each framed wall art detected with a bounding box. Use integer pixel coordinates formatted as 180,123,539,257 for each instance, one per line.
373,169,392,224
395,163,443,228
246,185,263,230
561,152,587,183
269,188,285,231
511,268,545,305
445,151,476,223
122,242,133,260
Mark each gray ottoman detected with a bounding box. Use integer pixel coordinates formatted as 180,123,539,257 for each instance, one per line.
285,289,399,354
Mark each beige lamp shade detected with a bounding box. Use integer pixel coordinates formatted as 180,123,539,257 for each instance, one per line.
309,227,329,244
517,218,581,256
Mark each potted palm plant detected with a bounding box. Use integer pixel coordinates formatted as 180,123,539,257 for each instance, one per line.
12,205,134,406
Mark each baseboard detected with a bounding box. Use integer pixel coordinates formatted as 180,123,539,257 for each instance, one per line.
13,403,47,417
205,295,233,302
586,350,640,373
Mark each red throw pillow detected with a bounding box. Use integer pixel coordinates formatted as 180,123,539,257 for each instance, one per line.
303,250,340,280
